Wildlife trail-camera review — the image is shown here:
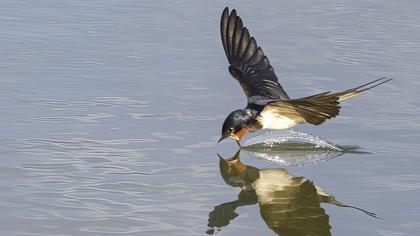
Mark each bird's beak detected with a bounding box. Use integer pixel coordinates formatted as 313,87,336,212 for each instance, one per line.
218,133,242,147
218,134,228,143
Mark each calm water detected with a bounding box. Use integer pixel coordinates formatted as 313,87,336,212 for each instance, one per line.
1,1,420,235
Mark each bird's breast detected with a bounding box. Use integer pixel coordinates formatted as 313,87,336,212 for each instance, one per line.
257,110,298,130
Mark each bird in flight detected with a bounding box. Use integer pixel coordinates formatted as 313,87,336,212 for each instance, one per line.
218,7,391,146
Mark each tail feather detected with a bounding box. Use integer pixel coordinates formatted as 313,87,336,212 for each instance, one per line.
302,77,392,124
335,77,392,102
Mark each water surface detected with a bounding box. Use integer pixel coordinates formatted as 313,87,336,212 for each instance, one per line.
1,1,419,235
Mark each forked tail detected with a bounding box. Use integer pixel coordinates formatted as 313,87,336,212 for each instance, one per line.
334,77,392,102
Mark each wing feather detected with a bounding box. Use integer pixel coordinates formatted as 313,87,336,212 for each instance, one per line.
261,92,340,126
260,77,391,126
221,7,289,102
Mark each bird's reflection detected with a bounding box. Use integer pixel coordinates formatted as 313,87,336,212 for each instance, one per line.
207,150,378,235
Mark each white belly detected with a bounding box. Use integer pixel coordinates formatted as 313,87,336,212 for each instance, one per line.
258,110,298,130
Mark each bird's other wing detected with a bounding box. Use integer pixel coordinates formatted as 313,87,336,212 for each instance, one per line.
260,92,341,126
259,77,391,126
220,7,289,103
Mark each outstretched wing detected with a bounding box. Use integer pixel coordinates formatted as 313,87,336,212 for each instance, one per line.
259,77,391,127
220,7,289,103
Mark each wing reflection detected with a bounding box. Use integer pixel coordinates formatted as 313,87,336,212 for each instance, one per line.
207,150,378,235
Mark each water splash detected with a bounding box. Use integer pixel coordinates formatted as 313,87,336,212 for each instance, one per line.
244,130,342,150
242,130,365,166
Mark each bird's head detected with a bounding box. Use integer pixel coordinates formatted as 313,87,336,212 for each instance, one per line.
218,109,250,146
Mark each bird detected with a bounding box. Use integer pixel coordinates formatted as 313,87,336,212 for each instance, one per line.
218,7,392,146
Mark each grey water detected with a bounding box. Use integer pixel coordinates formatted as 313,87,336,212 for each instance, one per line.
1,1,420,235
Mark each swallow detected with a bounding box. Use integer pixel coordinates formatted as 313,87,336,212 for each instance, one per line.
218,7,392,146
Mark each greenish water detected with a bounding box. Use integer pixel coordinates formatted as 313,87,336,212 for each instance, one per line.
1,1,419,235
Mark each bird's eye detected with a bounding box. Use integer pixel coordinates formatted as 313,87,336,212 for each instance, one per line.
229,127,234,132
